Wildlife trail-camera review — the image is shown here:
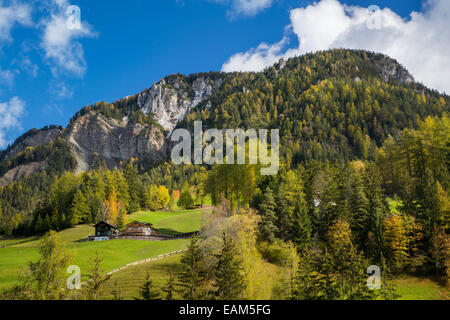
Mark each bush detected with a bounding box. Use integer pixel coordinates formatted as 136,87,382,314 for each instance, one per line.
257,239,293,266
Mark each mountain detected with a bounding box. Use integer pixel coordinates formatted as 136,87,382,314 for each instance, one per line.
0,49,448,186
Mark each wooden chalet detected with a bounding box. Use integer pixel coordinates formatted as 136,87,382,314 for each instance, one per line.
121,221,160,237
94,221,119,238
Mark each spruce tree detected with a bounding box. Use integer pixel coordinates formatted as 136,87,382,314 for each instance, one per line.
71,189,90,225
84,252,111,300
111,280,124,301
213,233,245,300
291,200,312,251
178,237,207,300
259,187,278,242
136,272,161,300
162,270,176,300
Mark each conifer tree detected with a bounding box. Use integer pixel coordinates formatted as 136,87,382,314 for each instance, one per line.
213,233,245,300
162,270,176,300
71,189,90,225
123,162,141,212
258,187,278,242
136,272,161,300
29,231,72,300
111,280,124,301
84,252,111,300
291,200,312,251
178,237,207,300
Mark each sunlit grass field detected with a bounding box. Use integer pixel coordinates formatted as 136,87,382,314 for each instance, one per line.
1,207,447,300
395,275,449,300
100,253,283,300
0,209,210,290
129,208,209,235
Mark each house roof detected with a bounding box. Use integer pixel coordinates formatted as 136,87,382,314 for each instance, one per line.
94,221,118,229
124,221,154,229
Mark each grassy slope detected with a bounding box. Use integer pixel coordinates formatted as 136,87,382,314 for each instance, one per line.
0,209,210,290
102,254,184,300
101,254,283,300
129,208,208,235
395,275,449,300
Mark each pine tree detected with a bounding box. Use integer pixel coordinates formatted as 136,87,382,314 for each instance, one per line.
28,231,73,300
258,187,278,242
71,189,90,225
136,272,161,300
111,280,124,301
213,233,245,300
113,169,130,210
277,170,304,240
384,214,409,270
84,252,111,300
291,199,312,251
123,162,141,212
178,237,207,300
162,270,176,300
116,204,127,230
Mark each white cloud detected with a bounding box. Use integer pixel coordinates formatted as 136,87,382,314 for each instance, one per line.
51,81,73,98
0,1,32,42
222,0,450,94
0,96,25,148
40,0,96,77
12,56,39,78
0,66,15,86
213,0,274,17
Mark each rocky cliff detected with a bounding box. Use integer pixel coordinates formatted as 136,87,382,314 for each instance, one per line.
64,112,167,173
137,75,223,131
1,127,62,161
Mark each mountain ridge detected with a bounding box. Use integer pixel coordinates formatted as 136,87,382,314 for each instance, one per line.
0,49,447,185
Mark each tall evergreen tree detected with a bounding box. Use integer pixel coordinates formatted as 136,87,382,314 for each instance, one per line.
177,237,207,300
71,189,90,225
136,272,161,300
258,187,278,242
291,199,312,251
162,270,176,300
213,233,245,300
84,252,111,300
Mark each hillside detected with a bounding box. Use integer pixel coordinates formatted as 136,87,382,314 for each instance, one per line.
1,49,447,181
0,49,448,238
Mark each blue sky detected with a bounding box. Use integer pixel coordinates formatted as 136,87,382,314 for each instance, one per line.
2,0,448,148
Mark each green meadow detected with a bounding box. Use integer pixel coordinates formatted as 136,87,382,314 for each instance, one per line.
1,207,447,300
128,208,208,235
0,209,210,290
101,253,283,300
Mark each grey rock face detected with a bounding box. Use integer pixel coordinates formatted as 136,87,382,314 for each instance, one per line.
0,161,47,187
374,56,414,85
137,76,222,132
65,112,166,173
3,128,61,160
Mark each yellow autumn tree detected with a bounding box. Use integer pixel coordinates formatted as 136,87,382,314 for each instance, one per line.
157,186,171,209
105,190,119,226
384,214,409,270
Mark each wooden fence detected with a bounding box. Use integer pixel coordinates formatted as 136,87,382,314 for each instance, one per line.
106,249,188,276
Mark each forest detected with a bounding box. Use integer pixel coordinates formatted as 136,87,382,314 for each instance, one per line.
0,49,448,300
